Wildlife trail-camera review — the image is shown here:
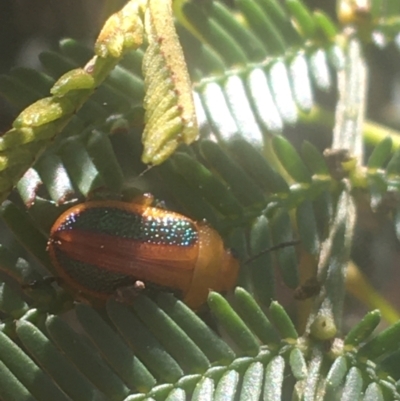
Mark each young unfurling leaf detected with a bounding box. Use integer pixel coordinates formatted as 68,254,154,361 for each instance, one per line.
141,0,198,165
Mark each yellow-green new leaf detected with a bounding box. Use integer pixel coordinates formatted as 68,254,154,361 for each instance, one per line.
95,0,144,58
0,0,145,203
142,0,198,165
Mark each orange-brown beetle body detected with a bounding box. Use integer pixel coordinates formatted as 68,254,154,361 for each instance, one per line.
48,200,239,309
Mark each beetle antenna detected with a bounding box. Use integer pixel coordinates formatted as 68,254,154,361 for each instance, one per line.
136,165,154,180
125,165,155,187
245,239,300,264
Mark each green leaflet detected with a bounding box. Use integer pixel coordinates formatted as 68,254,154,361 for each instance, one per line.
141,0,198,165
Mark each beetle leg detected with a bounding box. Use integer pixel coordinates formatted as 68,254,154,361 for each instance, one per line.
114,280,147,303
21,276,63,290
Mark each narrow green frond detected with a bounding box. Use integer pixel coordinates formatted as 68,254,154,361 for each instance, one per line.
177,0,342,144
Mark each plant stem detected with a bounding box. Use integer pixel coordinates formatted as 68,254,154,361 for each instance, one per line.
307,37,365,336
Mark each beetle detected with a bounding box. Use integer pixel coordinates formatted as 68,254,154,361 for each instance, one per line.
47,199,240,309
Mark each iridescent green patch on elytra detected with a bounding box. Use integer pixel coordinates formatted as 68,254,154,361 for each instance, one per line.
55,249,134,294
56,207,198,246
54,249,181,296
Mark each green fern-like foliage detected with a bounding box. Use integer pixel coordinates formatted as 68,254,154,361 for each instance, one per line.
1,0,400,400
